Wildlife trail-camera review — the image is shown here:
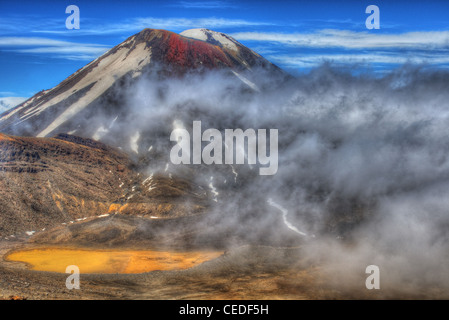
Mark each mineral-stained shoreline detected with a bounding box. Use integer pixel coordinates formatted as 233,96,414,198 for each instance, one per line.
2,236,447,300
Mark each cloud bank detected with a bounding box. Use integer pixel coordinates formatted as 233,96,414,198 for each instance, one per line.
125,64,449,296
61,62,449,296
0,37,109,61
232,30,449,49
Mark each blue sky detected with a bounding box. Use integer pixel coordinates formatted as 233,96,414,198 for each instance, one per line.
1,0,449,110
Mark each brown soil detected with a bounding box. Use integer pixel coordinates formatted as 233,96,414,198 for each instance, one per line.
0,133,209,236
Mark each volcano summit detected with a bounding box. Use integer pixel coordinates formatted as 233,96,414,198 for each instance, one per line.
0,28,287,144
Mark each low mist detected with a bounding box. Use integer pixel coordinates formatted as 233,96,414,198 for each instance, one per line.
65,62,449,295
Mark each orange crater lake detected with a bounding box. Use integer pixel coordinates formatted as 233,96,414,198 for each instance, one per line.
5,248,223,274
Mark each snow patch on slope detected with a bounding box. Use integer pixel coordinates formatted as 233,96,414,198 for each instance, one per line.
92,115,118,140
36,40,152,137
267,198,308,237
231,70,260,92
181,28,239,52
209,176,219,202
130,131,140,154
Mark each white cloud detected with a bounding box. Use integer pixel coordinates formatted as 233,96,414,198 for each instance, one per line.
134,17,270,29
18,46,108,55
0,97,27,113
270,53,449,68
232,29,449,69
0,37,109,60
232,29,449,50
34,17,273,35
170,1,237,9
